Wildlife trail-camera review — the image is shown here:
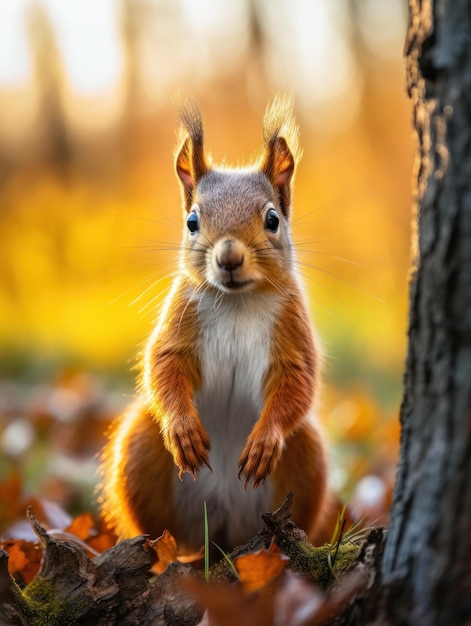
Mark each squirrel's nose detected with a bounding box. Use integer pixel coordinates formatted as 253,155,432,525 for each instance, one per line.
215,239,244,271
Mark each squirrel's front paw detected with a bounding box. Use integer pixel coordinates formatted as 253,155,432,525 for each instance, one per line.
238,429,284,489
164,419,211,479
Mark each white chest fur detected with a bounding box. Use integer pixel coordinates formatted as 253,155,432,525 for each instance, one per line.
173,291,284,549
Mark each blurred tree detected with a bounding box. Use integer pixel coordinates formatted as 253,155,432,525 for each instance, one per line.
27,3,71,180
119,0,149,162
337,1,471,624
245,0,270,99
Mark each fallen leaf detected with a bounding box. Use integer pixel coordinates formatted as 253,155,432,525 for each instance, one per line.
272,571,326,626
66,511,95,540
148,529,179,573
64,511,116,554
0,472,22,528
1,539,42,585
177,545,205,564
183,577,274,626
235,546,289,593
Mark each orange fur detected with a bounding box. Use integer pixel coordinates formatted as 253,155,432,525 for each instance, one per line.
141,276,210,477
101,401,177,540
99,96,329,554
272,422,328,537
238,284,318,487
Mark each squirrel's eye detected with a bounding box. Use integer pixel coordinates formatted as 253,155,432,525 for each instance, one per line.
265,208,280,233
186,212,199,233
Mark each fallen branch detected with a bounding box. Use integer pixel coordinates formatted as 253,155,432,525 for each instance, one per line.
0,496,382,625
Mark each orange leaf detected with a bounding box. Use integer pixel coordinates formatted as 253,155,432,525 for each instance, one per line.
66,512,95,541
183,577,273,626
2,539,43,585
64,512,116,555
0,472,22,527
86,526,117,555
235,548,289,593
148,529,179,573
176,546,205,564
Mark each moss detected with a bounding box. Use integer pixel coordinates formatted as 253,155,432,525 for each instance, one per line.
280,541,361,588
21,578,72,626
331,543,360,574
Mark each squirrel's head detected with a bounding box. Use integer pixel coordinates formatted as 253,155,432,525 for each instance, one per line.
175,96,301,295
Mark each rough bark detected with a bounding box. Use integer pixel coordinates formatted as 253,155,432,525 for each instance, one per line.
333,2,471,625
380,1,471,624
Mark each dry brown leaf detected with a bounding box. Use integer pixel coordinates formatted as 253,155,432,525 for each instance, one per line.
177,545,205,564
148,529,179,573
2,508,117,587
86,527,117,554
235,546,289,593
64,511,116,554
66,511,95,540
0,472,22,528
187,570,366,626
272,571,326,626
148,529,204,573
1,538,43,585
184,577,274,626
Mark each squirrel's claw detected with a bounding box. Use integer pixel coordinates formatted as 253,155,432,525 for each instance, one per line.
238,431,284,489
166,419,211,479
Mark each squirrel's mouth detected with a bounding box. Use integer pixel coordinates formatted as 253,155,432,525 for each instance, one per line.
217,278,255,293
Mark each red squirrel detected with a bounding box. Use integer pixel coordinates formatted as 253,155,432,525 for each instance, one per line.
99,96,328,554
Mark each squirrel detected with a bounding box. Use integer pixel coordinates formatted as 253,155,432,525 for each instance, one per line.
99,96,328,555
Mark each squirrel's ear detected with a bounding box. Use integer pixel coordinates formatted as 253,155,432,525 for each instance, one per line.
175,137,195,191
175,101,209,211
262,136,295,187
261,136,295,217
176,137,209,210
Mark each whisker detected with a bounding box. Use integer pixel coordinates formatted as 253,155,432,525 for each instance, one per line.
292,200,343,223
136,287,171,316
107,261,176,279
114,212,182,231
292,270,335,317
214,284,231,311
292,237,360,253
196,283,212,317
258,270,286,298
294,261,386,304
239,293,248,311
189,245,210,255
245,223,268,250
294,250,368,268
130,274,177,309
107,267,170,304
291,238,335,248
178,281,209,331
293,216,357,227
118,259,179,314
111,244,181,252
131,237,181,248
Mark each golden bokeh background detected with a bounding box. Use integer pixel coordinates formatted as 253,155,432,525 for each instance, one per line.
0,0,413,511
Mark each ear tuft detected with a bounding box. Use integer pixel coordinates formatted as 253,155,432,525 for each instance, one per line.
260,95,301,217
174,100,209,210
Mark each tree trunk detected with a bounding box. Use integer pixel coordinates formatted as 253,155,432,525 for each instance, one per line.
379,1,471,624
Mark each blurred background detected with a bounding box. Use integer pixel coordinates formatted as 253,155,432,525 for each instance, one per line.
0,0,412,532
